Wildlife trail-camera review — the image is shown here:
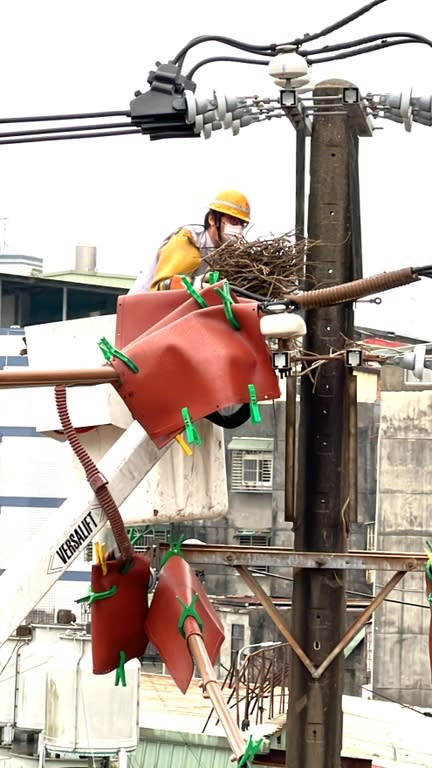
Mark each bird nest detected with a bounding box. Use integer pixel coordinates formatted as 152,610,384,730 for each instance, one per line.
202,232,315,299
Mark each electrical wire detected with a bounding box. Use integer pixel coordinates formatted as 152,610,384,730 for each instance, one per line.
361,687,432,716
0,121,137,139
301,30,432,57
0,640,20,678
173,34,277,70
305,39,429,65
280,0,388,48
186,56,269,80
0,128,142,145
0,110,131,124
413,264,432,278
173,1,388,72
248,569,431,610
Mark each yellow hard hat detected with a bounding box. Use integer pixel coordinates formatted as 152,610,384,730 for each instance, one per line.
208,189,251,223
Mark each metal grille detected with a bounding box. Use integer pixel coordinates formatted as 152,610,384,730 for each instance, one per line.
231,450,273,491
131,526,169,552
235,531,271,573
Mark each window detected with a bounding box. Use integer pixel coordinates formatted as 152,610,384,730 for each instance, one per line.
131,526,169,552
235,530,271,574
228,437,274,492
236,531,271,548
231,623,245,666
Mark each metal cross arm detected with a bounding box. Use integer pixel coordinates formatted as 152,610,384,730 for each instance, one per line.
236,566,408,682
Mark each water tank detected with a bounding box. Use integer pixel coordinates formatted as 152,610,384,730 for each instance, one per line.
75,244,96,272
15,625,66,729
44,631,139,754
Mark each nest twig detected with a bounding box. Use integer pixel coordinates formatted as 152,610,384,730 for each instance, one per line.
203,232,318,299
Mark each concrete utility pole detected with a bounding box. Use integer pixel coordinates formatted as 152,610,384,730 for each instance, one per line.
286,80,369,768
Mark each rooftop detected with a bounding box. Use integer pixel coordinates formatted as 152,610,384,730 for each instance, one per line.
42,269,135,290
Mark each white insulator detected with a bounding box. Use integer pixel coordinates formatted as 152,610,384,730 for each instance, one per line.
194,114,204,133
268,53,308,80
271,77,293,89
214,92,227,120
184,90,196,124
290,74,312,89
259,312,307,339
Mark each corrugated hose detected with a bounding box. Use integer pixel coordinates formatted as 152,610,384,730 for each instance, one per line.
54,384,133,562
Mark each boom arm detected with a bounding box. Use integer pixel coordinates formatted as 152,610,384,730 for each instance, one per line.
0,421,170,649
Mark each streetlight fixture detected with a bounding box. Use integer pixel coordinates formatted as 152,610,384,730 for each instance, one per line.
236,640,283,670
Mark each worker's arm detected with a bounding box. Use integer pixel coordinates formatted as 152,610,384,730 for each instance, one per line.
150,228,201,291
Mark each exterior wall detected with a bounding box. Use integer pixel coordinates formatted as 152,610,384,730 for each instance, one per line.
373,390,432,707
224,399,294,598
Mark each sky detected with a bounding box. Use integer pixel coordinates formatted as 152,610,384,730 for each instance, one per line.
1,0,432,337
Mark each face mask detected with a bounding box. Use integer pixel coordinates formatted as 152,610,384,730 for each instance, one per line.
221,223,244,244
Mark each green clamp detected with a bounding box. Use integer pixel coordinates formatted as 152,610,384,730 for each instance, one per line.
238,735,263,767
208,271,220,284
128,526,150,547
160,533,186,568
181,406,202,446
75,584,117,606
428,592,432,606
425,540,432,581
214,280,241,330
248,384,261,424
176,592,203,639
98,337,139,374
181,276,208,308
115,650,127,687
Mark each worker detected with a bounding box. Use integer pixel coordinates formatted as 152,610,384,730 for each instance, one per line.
128,189,251,293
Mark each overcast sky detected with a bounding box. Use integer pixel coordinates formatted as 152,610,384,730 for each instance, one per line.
1,0,432,337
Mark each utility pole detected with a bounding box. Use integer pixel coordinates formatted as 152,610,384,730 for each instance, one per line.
286,80,371,768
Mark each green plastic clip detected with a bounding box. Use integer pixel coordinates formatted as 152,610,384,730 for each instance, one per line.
426,540,432,581
75,584,117,606
208,271,220,284
119,559,134,575
248,384,261,424
176,593,203,639
214,280,241,330
181,406,202,446
428,592,432,606
238,736,263,767
115,650,127,687
181,276,208,308
98,337,139,374
128,526,149,547
160,533,186,568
